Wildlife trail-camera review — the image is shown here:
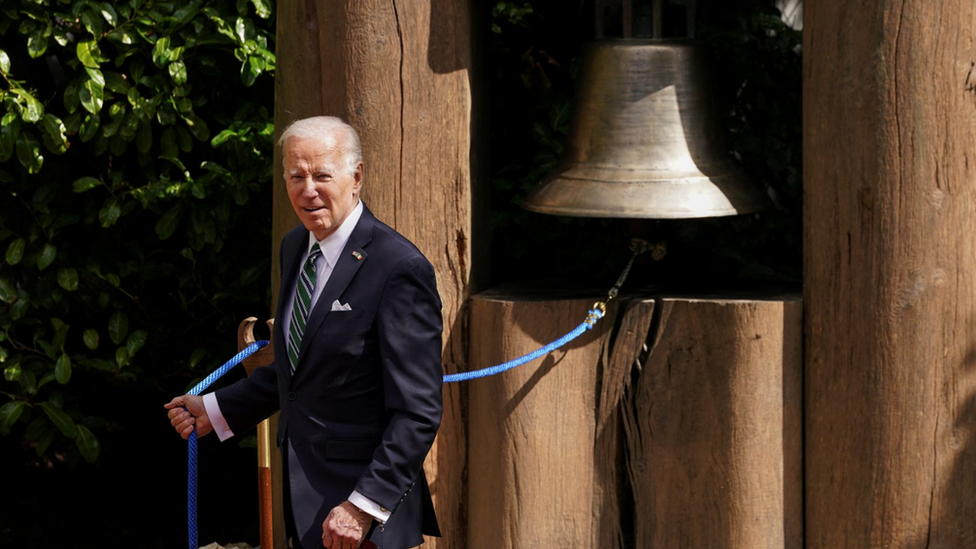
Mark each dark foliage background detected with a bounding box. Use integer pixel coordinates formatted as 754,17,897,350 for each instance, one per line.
1,0,275,546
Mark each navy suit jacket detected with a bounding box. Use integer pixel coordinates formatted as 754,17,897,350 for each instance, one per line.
215,204,443,549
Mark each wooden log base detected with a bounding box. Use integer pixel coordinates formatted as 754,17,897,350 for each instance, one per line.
469,288,802,549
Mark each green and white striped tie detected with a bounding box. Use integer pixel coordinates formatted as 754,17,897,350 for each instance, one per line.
288,243,322,372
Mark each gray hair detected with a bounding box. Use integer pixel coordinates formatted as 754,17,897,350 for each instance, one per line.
278,116,363,174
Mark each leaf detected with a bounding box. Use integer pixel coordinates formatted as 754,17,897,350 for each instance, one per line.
83,329,99,350
9,289,30,321
25,416,49,441
98,197,121,227
0,400,26,435
39,113,68,154
152,36,171,67
27,29,49,59
241,56,260,86
87,359,115,371
37,243,56,270
168,60,187,85
103,71,129,93
55,354,71,384
72,176,102,193
0,277,16,303
108,310,128,345
38,340,57,360
235,17,248,43
115,346,129,368
80,9,103,37
155,205,184,240
6,238,25,265
175,125,192,152
80,114,101,142
51,318,70,349
3,364,21,382
0,113,19,161
80,72,105,114
98,2,118,25
37,402,77,437
126,330,147,356
35,428,55,456
58,268,79,291
15,131,43,173
63,77,83,114
38,371,57,391
210,129,236,148
76,41,101,69
75,425,100,463
250,0,272,19
184,114,210,141
53,28,70,47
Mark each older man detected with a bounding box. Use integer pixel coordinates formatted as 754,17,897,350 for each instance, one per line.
166,116,443,549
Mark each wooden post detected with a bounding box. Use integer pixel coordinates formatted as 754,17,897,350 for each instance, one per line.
274,2,477,548
468,290,802,549
238,318,277,549
467,291,613,549
804,3,976,547
613,297,803,549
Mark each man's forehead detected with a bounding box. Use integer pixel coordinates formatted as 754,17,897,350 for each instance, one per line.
285,141,345,168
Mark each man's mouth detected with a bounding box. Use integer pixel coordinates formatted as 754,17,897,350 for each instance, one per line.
304,207,325,212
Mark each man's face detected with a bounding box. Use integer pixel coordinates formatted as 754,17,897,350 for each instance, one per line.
284,135,363,240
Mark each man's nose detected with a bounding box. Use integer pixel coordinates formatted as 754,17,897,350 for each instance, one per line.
301,180,318,197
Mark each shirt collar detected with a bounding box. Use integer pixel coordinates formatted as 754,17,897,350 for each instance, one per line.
305,200,364,269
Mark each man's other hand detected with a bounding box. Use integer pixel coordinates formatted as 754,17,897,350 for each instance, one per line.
164,395,212,439
322,500,373,549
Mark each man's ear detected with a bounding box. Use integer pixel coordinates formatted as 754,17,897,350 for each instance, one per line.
353,161,364,194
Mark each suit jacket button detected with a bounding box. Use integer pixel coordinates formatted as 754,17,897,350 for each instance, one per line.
288,392,297,401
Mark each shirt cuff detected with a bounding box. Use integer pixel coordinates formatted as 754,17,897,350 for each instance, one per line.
348,491,391,524
202,392,234,441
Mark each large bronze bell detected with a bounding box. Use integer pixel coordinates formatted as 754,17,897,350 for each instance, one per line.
523,37,769,219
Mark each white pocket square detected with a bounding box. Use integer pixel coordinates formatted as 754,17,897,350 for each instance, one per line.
330,299,352,312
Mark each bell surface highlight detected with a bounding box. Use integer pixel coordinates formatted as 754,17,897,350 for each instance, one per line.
523,39,769,219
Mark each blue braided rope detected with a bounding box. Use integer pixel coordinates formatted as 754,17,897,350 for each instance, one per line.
181,306,603,547
184,340,269,549
443,307,605,383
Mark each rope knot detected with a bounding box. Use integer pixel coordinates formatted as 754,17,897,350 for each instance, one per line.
585,302,606,328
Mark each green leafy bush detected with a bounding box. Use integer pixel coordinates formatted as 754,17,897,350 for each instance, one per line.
0,0,275,467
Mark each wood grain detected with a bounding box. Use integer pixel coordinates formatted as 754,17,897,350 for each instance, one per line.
469,292,801,549
621,297,802,549
804,3,976,548
468,293,612,549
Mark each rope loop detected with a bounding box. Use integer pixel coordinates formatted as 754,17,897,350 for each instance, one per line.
186,340,269,549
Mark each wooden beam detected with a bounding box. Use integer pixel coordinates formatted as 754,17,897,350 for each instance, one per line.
804,3,976,547
274,1,477,547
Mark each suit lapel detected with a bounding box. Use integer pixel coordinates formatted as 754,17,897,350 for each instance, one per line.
275,229,308,379
297,206,376,362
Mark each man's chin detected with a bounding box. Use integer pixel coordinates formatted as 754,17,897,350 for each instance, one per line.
304,220,338,240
